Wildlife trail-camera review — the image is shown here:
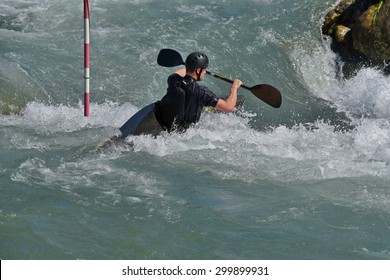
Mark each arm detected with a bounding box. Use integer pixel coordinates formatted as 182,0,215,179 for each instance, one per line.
214,79,243,112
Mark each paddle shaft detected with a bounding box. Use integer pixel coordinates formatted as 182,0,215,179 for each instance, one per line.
206,70,281,108
157,48,282,108
206,70,251,91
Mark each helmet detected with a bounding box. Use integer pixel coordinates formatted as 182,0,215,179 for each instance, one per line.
185,52,209,71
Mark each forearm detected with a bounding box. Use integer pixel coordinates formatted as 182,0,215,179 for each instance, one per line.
224,86,238,112
215,79,242,112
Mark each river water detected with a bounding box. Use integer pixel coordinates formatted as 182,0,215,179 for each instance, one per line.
1,0,390,259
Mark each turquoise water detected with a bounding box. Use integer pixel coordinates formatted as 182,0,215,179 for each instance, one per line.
1,0,390,259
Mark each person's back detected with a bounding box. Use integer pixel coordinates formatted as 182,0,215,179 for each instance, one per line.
155,73,218,131
155,51,242,132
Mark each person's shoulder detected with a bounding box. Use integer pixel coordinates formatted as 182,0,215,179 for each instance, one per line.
198,85,218,106
199,85,216,96
167,73,182,84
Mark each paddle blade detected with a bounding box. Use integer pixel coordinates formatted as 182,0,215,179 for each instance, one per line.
250,84,282,108
157,49,184,67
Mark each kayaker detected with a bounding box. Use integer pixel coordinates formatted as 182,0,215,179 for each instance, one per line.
154,52,243,132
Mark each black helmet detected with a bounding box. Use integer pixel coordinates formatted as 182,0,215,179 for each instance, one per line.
185,52,209,71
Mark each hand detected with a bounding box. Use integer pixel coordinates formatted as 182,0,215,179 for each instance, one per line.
232,79,243,90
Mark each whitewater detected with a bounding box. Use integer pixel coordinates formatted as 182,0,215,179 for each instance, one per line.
1,0,389,259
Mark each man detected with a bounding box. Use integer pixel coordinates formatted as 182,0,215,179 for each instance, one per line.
155,51,243,132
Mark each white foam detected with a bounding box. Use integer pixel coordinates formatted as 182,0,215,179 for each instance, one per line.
0,101,138,133
120,111,390,183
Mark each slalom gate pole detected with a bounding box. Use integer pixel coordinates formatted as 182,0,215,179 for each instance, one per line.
84,0,90,116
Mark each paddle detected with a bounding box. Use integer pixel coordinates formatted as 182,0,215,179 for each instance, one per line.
157,48,282,108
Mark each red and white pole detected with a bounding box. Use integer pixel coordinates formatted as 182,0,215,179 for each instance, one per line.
84,0,90,116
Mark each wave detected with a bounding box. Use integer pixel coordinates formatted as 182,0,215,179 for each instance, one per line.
2,0,390,185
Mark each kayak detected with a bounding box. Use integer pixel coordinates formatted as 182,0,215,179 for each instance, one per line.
119,94,246,138
120,103,162,138
95,95,246,153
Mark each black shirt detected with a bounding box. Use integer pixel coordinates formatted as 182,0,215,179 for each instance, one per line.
155,73,219,131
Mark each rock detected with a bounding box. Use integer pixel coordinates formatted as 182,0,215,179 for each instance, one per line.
335,25,351,43
370,0,390,61
352,1,390,62
322,0,390,73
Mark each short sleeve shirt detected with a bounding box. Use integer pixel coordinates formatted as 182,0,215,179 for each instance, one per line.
168,73,218,108
155,73,219,131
